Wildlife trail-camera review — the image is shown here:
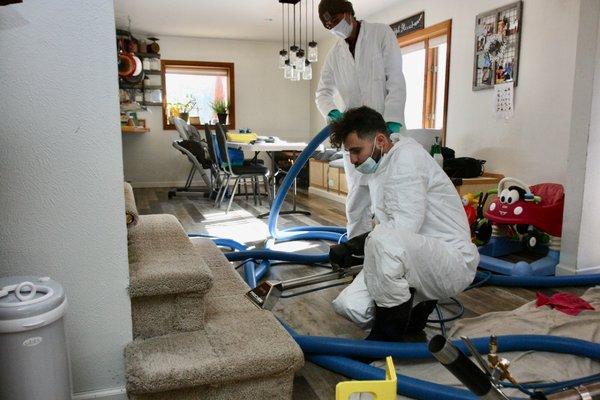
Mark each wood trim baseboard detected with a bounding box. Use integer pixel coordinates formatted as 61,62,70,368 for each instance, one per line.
72,387,126,400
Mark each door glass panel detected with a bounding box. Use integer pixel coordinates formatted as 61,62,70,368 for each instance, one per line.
401,42,426,129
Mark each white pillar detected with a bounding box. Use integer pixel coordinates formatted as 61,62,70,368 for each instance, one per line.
0,0,132,396
558,0,600,275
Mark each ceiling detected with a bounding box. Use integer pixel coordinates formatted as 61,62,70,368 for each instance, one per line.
113,0,399,43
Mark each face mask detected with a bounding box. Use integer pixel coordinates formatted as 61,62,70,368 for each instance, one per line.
330,16,353,39
355,142,381,174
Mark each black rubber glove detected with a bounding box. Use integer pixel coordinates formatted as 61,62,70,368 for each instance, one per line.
329,232,370,271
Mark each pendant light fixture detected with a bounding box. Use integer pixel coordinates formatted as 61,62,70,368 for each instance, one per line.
283,3,293,79
295,0,305,72
289,2,298,65
308,0,318,62
278,0,317,81
278,4,287,68
302,0,312,80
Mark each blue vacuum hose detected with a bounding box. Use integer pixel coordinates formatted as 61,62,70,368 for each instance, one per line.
189,125,342,288
280,320,600,400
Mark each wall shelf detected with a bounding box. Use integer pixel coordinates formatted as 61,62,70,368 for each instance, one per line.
117,32,162,111
122,126,150,134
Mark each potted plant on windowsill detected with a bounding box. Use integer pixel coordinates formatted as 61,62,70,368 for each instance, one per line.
169,97,196,123
210,99,230,125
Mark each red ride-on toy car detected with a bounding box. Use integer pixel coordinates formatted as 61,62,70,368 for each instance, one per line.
477,177,565,276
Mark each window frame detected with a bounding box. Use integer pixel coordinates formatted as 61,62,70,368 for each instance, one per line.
398,19,452,144
161,60,236,130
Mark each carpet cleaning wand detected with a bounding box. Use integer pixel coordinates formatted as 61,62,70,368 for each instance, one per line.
428,334,510,399
429,335,600,400
245,265,363,310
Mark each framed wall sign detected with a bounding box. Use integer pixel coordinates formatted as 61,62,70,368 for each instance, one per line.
390,12,425,38
473,1,522,91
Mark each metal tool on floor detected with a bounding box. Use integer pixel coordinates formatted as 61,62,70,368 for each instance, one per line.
245,265,362,310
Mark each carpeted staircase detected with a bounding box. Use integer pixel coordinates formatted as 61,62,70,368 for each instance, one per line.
122,183,304,399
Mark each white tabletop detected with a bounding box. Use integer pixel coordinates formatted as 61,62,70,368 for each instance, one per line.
227,140,323,152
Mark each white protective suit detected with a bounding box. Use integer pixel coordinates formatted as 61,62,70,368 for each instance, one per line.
316,21,406,239
332,136,480,328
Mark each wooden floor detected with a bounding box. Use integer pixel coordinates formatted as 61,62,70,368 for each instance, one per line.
133,187,586,400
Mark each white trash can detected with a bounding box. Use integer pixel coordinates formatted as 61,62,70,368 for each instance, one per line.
0,276,71,400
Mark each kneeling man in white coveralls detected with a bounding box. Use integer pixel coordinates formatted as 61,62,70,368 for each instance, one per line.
328,106,479,341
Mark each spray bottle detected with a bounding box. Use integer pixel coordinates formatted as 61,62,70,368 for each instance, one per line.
430,136,444,168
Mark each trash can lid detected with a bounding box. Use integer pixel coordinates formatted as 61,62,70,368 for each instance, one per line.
0,276,66,321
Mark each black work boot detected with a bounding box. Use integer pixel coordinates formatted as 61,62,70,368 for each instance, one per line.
405,300,438,334
365,288,416,342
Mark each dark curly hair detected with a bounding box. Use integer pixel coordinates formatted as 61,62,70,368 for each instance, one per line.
329,106,388,149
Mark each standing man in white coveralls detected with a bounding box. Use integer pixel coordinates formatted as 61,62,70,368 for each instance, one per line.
328,107,479,341
316,0,406,239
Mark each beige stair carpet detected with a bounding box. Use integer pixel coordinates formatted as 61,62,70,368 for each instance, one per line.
125,292,304,399
124,182,139,227
126,238,304,399
128,215,213,338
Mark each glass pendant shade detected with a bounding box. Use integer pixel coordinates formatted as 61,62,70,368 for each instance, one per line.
295,49,305,72
291,66,301,81
278,50,288,69
308,41,318,62
289,45,298,64
284,60,293,79
302,61,312,80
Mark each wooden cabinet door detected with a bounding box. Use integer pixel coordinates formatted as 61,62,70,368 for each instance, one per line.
309,160,325,188
327,166,340,193
339,169,348,194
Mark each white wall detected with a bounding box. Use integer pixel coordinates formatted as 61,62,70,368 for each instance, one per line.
0,0,131,397
312,0,581,185
569,1,600,273
310,36,337,137
123,36,311,187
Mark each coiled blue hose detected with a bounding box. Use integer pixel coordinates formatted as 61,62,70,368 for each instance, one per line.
280,321,600,400
188,126,342,288
475,270,600,287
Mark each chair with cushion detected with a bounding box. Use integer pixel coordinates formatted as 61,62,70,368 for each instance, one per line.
168,117,213,199
213,123,271,213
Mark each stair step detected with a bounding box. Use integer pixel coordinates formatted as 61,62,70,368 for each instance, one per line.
125,293,304,396
189,237,250,297
128,215,213,298
128,215,213,338
127,373,294,400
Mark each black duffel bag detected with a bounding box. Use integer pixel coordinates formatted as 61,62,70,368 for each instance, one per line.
443,157,486,178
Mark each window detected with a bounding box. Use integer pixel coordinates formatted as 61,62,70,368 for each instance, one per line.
398,20,451,140
161,60,235,130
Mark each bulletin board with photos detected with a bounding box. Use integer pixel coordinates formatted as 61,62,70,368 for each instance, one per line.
473,1,522,91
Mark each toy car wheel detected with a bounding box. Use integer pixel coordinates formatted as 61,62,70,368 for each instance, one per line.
524,234,537,250
474,220,492,246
